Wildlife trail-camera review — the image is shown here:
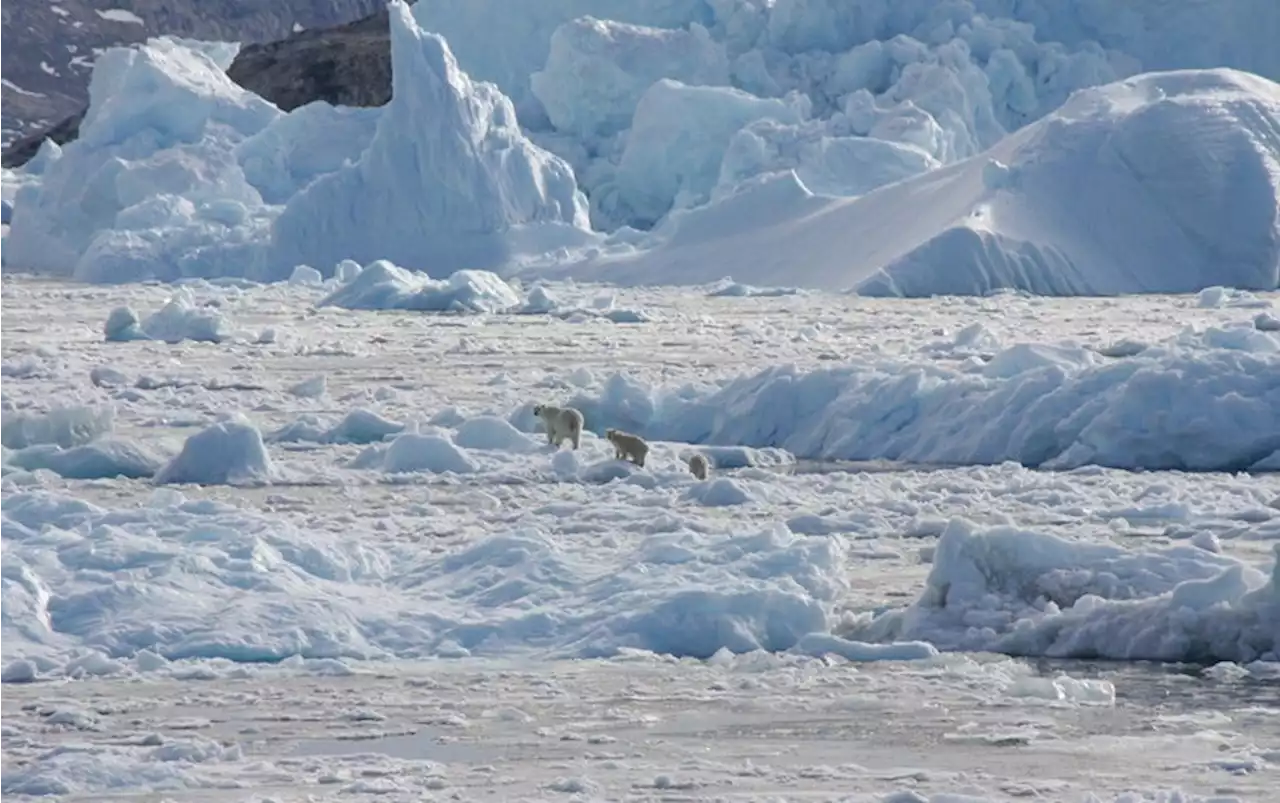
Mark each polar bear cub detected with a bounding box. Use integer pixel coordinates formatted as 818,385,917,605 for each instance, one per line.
686,452,710,480
533,403,584,450
605,428,649,467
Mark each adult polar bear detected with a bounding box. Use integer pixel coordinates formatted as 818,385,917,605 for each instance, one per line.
533,403,584,450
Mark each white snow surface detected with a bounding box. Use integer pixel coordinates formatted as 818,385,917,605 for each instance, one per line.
6,0,1280,297
3,277,1279,800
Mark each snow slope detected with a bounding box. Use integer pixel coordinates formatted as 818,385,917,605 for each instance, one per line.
554,69,1280,295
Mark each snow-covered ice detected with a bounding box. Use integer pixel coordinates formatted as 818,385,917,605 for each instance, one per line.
555,69,1280,295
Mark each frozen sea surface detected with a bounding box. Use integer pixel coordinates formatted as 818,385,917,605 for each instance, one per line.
2,275,1278,800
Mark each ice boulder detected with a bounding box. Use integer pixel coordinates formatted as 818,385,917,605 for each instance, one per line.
103,307,148,342
569,69,1280,296
271,0,590,275
105,289,230,343
531,17,730,140
3,35,280,281
154,416,275,485
288,264,324,286
612,80,810,227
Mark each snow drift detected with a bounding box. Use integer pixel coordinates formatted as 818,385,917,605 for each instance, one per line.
560,69,1280,295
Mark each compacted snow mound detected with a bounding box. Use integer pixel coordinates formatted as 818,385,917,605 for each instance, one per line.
566,69,1280,295
380,434,479,474
271,1,591,274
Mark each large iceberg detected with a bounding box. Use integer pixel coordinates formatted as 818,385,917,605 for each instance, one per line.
3,37,280,282
270,1,592,273
4,1,592,282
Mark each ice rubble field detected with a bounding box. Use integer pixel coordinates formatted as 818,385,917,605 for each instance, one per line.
3,0,1280,295
2,275,1280,800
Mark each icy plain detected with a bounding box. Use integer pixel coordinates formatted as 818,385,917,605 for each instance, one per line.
2,275,1278,801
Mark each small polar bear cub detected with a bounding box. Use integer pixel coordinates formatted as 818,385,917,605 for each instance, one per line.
605,428,649,467
533,403,584,450
686,452,710,480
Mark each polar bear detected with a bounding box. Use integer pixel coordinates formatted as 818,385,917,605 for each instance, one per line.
605,428,649,467
686,452,710,480
533,403,584,450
